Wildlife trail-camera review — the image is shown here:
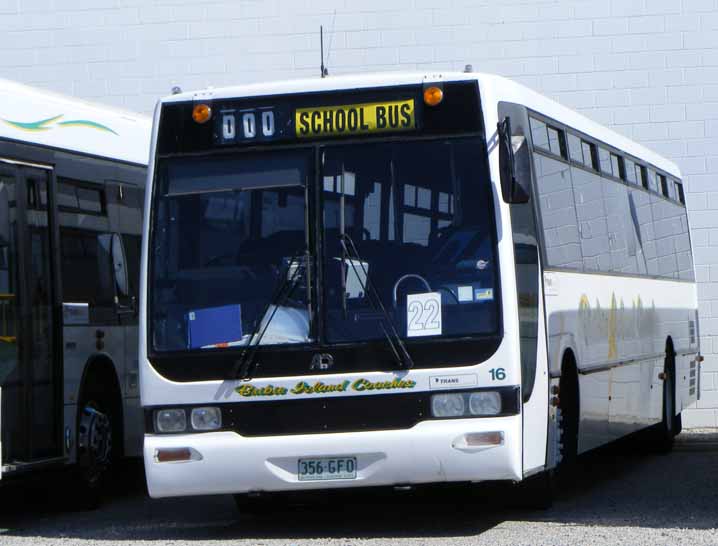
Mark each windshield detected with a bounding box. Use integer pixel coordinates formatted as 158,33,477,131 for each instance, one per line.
150,138,500,355
150,150,312,352
322,138,500,344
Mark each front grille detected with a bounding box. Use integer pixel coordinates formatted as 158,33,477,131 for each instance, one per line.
222,392,429,436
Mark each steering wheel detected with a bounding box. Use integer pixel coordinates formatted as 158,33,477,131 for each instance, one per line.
392,274,432,308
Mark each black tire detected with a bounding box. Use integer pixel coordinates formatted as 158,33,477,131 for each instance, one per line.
71,396,116,510
651,351,677,453
557,359,579,477
516,356,579,510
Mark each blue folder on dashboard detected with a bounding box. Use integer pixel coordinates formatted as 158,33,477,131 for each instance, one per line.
187,304,243,349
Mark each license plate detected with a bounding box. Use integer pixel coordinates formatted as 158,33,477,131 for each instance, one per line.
297,457,357,481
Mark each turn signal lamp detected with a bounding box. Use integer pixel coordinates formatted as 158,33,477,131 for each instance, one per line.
423,86,444,107
192,103,212,124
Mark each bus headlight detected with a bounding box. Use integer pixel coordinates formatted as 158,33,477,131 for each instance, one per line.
190,407,222,431
431,394,466,418
431,390,506,418
155,409,187,433
468,392,502,416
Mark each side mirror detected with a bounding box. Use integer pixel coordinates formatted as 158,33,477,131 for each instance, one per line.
110,233,136,316
498,117,531,204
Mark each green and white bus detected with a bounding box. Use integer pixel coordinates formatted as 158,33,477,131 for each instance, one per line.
0,79,148,500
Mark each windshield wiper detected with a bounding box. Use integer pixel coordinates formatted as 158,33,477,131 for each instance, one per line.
339,233,414,370
231,250,306,381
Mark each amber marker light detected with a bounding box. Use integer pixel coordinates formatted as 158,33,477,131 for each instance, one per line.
423,86,444,107
192,103,212,124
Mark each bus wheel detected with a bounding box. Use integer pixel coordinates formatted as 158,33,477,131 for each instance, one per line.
558,359,579,476
650,351,677,453
73,400,114,509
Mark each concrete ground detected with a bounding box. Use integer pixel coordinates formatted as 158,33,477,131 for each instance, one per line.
0,431,716,546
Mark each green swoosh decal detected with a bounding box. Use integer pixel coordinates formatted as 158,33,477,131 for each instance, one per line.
57,119,118,135
1,115,118,135
2,115,64,132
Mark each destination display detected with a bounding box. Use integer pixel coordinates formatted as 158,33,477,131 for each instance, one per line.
157,81,483,155
295,99,415,138
215,99,416,145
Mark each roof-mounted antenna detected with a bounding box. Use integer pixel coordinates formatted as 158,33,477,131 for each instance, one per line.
320,26,328,78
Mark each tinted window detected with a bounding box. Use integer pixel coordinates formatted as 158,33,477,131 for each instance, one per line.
534,155,582,269
567,133,583,164
60,228,116,323
599,147,612,175
530,118,549,151
628,189,658,276
151,150,312,352
322,138,500,344
582,141,597,170
647,170,659,192
625,159,637,185
57,179,105,214
547,126,564,157
675,182,686,205
610,153,624,180
658,174,669,198
603,181,637,274
651,193,679,278
571,167,611,272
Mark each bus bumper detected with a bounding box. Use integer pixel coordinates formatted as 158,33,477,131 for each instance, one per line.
143,416,522,498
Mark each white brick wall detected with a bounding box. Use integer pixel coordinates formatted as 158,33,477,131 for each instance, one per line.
2,0,718,426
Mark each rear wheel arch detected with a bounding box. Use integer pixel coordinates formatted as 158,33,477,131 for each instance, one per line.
560,350,579,405
558,349,579,468
78,355,124,456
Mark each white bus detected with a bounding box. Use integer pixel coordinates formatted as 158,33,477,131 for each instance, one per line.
141,72,700,508
0,79,149,501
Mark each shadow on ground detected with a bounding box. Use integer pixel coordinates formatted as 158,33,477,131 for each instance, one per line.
0,432,716,541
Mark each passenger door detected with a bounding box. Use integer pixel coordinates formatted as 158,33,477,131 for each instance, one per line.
0,161,62,465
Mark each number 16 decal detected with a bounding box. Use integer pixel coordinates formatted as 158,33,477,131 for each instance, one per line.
407,292,442,337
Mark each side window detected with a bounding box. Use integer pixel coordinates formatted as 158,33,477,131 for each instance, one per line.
647,169,659,193
625,159,638,185
57,179,106,215
530,118,549,151
658,174,670,198
582,141,597,170
610,153,625,180
650,192,679,278
637,164,648,189
567,133,583,164
628,189,658,276
547,126,565,157
675,181,686,205
673,203,694,281
530,117,565,158
603,181,638,274
599,147,612,175
571,167,611,271
60,228,116,324
533,154,582,269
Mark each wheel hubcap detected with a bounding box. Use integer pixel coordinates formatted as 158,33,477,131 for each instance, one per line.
78,405,112,483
